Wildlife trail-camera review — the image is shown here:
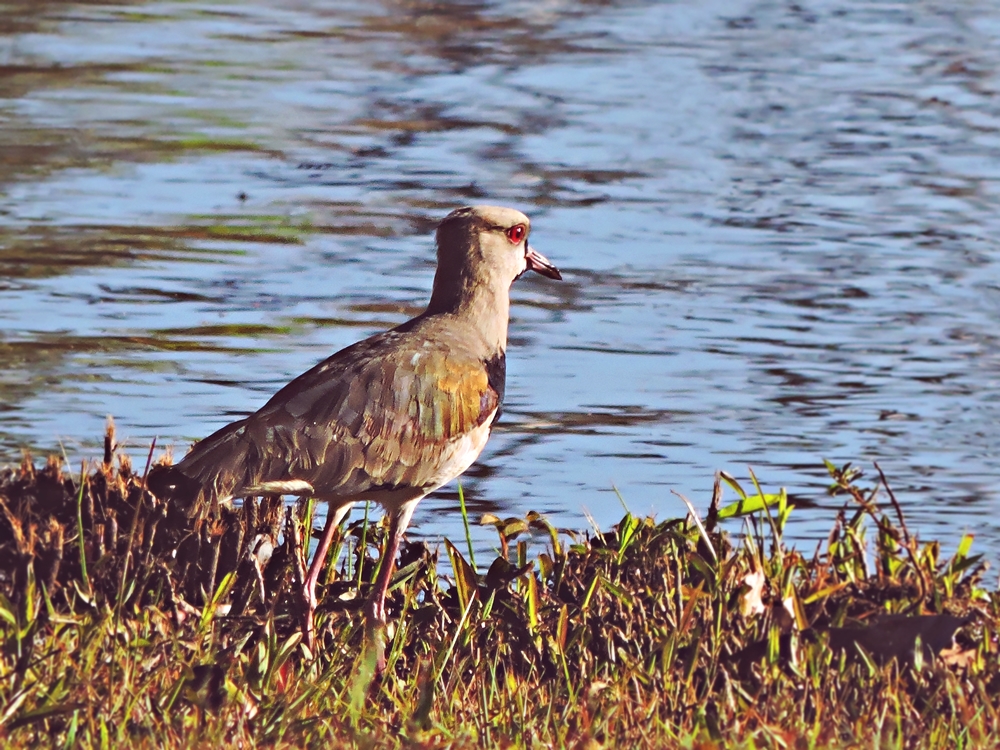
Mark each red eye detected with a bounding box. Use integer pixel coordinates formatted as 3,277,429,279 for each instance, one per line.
505,224,526,244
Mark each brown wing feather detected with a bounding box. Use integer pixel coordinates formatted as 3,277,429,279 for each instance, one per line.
161,324,501,503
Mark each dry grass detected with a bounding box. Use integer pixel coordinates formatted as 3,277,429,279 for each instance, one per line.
0,432,997,748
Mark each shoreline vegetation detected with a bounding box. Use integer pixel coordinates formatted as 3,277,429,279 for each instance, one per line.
0,423,996,748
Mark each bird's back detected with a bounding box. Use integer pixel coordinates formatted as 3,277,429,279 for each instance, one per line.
148,313,505,507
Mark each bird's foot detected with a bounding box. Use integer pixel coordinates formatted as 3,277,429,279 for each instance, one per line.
302,587,318,653
363,604,388,675
365,622,388,675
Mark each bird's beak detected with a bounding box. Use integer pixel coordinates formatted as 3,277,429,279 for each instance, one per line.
524,244,562,280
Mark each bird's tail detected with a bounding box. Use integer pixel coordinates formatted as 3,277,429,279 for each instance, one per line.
146,419,253,510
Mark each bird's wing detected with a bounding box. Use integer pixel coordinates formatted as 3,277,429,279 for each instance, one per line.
171,329,502,501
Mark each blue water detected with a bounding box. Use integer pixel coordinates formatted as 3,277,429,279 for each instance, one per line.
3,0,1000,565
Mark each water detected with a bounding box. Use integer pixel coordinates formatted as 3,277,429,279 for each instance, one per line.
3,0,1000,563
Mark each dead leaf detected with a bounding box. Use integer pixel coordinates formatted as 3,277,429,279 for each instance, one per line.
774,597,795,633
939,644,977,668
739,570,766,618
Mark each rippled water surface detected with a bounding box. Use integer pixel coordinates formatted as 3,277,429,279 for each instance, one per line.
4,0,1000,560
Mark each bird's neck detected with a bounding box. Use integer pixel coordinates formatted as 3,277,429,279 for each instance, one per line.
426,282,510,352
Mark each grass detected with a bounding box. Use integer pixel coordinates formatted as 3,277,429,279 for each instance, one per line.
0,429,997,748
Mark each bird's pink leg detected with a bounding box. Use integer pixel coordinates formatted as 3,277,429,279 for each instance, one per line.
303,501,353,650
364,498,420,671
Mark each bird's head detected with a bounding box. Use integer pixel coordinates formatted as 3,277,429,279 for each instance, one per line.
430,205,561,314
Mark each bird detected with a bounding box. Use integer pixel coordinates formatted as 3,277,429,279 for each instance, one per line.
147,205,561,658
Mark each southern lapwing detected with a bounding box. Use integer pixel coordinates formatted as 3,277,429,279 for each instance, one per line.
148,205,561,658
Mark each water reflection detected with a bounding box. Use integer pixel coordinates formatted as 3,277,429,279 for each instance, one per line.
2,0,1000,561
